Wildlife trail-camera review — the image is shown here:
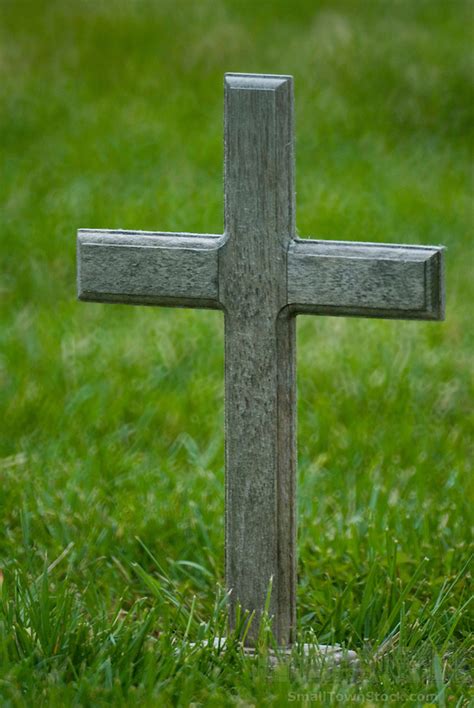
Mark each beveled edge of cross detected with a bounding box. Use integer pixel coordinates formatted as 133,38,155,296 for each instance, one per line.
225,71,292,90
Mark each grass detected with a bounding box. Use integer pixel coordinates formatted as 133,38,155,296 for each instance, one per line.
1,0,473,704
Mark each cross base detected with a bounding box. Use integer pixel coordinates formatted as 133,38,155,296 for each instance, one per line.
186,638,359,667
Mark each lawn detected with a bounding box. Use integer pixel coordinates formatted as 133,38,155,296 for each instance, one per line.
1,0,473,705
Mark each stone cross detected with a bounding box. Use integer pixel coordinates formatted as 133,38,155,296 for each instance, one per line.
77,73,445,647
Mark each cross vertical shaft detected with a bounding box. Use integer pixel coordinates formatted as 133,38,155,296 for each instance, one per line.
219,74,296,645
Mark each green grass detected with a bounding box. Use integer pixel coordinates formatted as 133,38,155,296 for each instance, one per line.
1,0,473,704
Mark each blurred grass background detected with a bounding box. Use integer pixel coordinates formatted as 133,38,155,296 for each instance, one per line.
1,0,473,703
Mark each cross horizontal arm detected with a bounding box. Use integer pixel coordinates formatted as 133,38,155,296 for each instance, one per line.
287,238,445,320
77,229,223,309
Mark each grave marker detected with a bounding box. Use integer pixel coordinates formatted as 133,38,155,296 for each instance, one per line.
77,73,445,647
